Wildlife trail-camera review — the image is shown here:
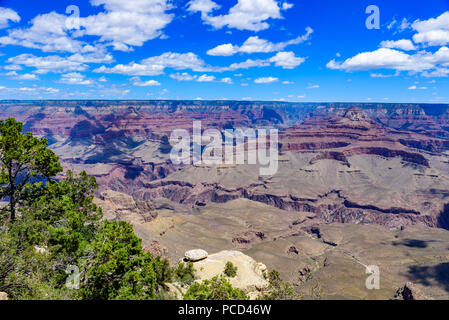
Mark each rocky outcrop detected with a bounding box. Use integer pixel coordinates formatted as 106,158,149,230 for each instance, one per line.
184,249,208,262
280,109,436,167
394,282,432,300
94,189,158,224
0,292,7,300
143,240,168,258
136,180,444,230
192,250,269,299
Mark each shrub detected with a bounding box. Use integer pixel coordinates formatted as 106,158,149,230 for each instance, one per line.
259,270,302,300
183,275,248,300
224,261,238,278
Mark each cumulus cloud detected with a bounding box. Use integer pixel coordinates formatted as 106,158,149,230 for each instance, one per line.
412,11,449,46
421,68,449,77
408,85,428,90
7,54,89,74
196,74,215,82
94,52,210,76
326,47,447,73
0,12,89,53
0,1,174,54
0,7,20,29
207,27,313,56
329,12,449,78
5,71,39,81
254,76,278,83
220,77,233,84
187,0,292,31
79,0,174,51
226,58,271,70
207,43,239,56
1,86,59,95
59,72,95,85
131,76,161,86
269,51,305,69
96,49,304,76
170,72,198,81
380,39,416,51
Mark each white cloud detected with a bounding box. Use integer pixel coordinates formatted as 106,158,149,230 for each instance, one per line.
196,74,215,82
42,87,60,94
306,84,319,89
421,68,449,77
95,52,210,75
59,72,94,85
0,12,94,53
131,76,161,86
254,76,278,83
79,0,174,51
380,39,416,51
227,58,271,70
170,72,197,81
328,12,449,78
3,64,22,71
0,1,174,54
221,77,233,84
413,29,449,47
387,18,411,33
0,7,20,29
370,72,397,78
18,87,35,92
2,86,59,95
7,54,89,74
326,48,436,73
67,50,114,64
187,0,220,15
412,11,449,46
408,85,428,90
282,80,294,84
207,43,238,56
5,71,39,81
207,27,313,56
187,0,292,31
96,50,297,76
269,51,305,69
328,46,449,77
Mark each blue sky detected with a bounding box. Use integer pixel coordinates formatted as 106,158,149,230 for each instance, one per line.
0,0,449,102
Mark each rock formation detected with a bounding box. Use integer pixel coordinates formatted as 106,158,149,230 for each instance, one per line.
191,250,269,299
94,190,158,224
184,249,208,262
394,282,432,300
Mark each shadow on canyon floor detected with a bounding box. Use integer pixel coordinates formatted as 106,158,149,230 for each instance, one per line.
437,203,449,230
392,239,431,248
407,263,449,294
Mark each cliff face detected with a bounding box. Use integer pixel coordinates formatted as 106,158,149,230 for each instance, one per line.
279,107,445,167
1,101,448,232
2,100,449,299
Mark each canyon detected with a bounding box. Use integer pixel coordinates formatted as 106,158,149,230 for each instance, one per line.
1,100,449,299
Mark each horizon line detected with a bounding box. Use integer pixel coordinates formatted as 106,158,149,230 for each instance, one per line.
0,99,448,105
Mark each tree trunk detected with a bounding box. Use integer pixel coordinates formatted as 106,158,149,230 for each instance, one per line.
10,195,15,221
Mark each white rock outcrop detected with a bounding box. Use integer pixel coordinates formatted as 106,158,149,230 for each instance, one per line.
184,249,208,262
192,250,269,299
